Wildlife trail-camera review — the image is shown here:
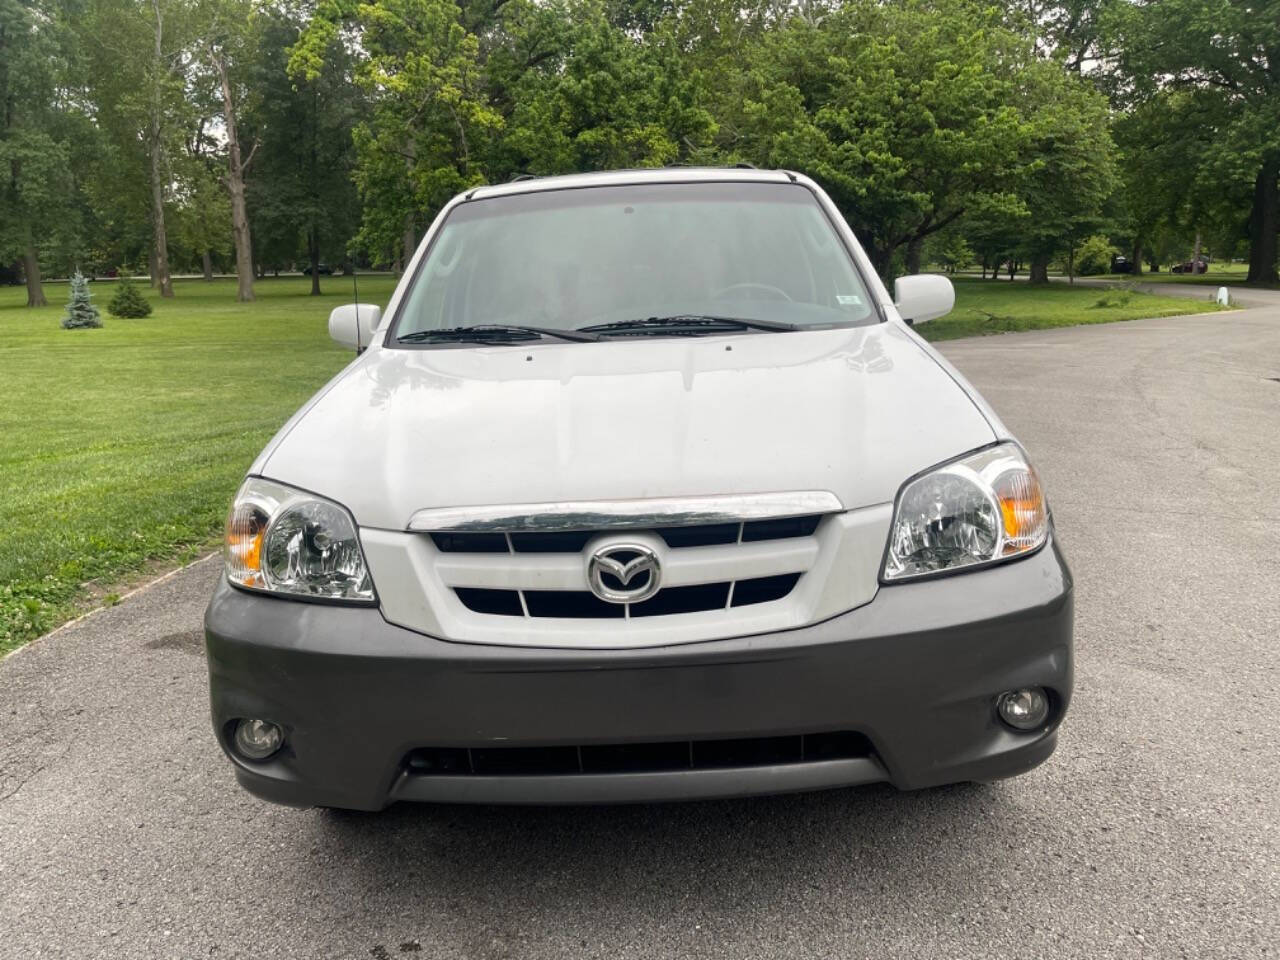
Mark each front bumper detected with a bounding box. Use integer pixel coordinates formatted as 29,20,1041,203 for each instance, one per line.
204,539,1073,810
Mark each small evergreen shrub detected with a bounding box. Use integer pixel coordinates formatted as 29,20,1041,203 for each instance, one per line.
108,276,153,318
61,270,102,329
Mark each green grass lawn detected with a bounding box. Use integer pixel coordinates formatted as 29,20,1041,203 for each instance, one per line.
0,275,396,654
0,272,1224,654
918,277,1223,342
1093,262,1278,289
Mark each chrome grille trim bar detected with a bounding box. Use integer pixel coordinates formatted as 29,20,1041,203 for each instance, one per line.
406,491,844,533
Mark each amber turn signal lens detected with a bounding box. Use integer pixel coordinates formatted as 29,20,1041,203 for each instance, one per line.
994,467,1047,555
224,500,269,589
227,529,263,573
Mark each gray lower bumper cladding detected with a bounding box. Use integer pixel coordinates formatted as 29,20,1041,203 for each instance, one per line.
204,539,1073,810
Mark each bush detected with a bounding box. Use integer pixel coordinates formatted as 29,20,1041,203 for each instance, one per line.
108,276,153,318
1075,235,1120,276
61,270,102,329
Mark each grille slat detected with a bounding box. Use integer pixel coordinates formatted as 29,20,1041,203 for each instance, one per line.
406,732,873,778
455,573,800,618
432,516,822,553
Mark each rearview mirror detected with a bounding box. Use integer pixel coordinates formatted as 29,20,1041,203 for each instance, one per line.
328,303,382,350
893,274,954,325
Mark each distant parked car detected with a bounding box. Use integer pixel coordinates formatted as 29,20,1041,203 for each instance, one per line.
301,263,334,276
1109,255,1134,274
1171,259,1208,274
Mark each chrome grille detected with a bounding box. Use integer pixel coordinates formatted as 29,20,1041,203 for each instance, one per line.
434,517,819,620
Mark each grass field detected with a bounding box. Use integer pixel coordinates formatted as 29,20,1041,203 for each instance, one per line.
0,275,396,654
920,277,1222,341
0,273,1221,653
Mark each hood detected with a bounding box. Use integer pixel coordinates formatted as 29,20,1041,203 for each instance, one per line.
260,324,995,530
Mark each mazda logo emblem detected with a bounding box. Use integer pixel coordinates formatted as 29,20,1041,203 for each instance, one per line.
587,542,661,604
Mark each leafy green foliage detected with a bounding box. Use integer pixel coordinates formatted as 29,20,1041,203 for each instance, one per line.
244,5,361,282
713,1,1033,275
61,272,103,329
108,276,154,317
1076,234,1119,276
1104,0,1280,283
0,0,82,294
294,0,502,261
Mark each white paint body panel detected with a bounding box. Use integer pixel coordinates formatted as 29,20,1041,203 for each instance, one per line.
261,322,994,530
246,168,1008,648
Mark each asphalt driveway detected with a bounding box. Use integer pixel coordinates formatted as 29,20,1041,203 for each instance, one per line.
2,293,1278,959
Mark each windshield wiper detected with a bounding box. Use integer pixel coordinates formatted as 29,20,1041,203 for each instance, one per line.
579,314,800,336
398,324,599,344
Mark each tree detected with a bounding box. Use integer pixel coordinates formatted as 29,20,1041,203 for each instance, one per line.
0,0,79,306
292,0,502,267
108,275,153,316
717,1,1032,278
245,2,360,294
61,270,102,327
1106,0,1280,283
501,2,714,175
199,0,259,301
72,0,197,297
1012,59,1117,282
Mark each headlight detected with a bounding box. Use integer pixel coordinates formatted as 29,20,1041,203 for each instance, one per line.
224,477,375,602
883,443,1048,582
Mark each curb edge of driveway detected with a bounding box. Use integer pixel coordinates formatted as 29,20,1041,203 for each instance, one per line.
1,552,220,664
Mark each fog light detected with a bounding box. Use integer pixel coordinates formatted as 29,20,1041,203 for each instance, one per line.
233,718,284,760
996,687,1050,731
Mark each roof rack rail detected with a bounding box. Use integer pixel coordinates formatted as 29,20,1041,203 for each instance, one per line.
731,162,757,169
508,172,539,183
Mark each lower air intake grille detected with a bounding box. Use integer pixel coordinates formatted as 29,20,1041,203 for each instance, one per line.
454,573,801,618
404,731,873,777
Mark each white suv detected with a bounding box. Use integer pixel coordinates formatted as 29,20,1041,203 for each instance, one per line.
205,168,1073,810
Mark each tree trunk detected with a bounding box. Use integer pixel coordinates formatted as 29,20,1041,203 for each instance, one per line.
149,0,174,298
214,52,255,303
308,226,321,296
1192,230,1202,274
1008,259,1015,281
403,213,416,269
1246,153,1279,284
1029,256,1050,284
202,249,213,281
905,236,923,275
22,242,46,307
869,244,893,281
150,140,174,297
1067,244,1075,285
1130,237,1143,276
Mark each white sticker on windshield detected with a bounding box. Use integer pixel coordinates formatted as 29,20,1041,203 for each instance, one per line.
837,294,863,306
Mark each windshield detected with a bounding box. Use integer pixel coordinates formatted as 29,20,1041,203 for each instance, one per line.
391,181,876,342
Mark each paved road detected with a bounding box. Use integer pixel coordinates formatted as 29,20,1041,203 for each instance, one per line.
3,296,1278,959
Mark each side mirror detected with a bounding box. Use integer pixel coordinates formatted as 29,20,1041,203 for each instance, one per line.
328,303,382,350
893,274,954,325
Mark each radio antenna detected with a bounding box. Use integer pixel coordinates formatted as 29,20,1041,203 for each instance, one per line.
352,262,361,352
